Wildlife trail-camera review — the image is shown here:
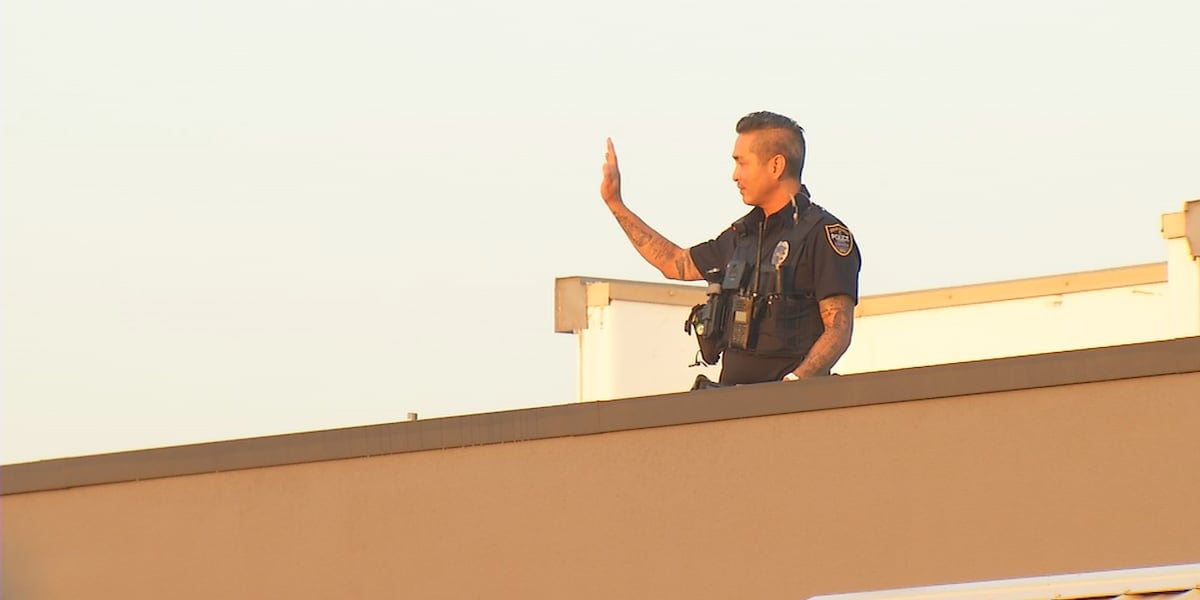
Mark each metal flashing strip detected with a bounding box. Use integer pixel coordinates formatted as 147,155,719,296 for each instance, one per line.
855,262,1166,317
555,276,706,332
555,263,1167,332
3,336,1199,496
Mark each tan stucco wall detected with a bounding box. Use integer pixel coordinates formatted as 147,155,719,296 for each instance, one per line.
4,343,1200,599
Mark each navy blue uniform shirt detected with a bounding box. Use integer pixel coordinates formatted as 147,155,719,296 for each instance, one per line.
688,194,862,384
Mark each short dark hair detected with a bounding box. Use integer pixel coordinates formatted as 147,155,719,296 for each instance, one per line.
735,111,806,180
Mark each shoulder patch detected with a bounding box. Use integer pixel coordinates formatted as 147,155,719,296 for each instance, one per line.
824,223,854,257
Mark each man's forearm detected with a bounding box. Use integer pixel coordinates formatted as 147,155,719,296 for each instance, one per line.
609,203,696,280
791,296,854,378
791,328,851,378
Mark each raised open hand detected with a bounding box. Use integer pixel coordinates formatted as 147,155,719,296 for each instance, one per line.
600,137,622,206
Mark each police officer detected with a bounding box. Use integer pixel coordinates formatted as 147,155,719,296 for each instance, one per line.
599,111,862,385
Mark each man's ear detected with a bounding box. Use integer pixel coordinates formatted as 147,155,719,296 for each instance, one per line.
769,154,787,179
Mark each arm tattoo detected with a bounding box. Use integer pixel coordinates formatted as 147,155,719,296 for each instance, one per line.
613,210,696,280
673,255,691,280
791,295,855,379
617,215,654,246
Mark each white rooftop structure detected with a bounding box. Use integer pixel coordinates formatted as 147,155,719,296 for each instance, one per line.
806,562,1200,600
556,200,1200,401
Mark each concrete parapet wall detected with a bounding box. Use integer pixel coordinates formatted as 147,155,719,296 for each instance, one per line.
4,337,1200,599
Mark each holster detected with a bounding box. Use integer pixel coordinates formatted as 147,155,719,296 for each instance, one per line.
685,303,726,366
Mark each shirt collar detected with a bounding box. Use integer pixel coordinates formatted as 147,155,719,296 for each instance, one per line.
732,185,813,233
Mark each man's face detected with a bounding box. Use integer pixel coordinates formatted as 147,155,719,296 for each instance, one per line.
731,132,777,208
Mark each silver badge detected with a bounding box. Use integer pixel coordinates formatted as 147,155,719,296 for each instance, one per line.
771,240,790,267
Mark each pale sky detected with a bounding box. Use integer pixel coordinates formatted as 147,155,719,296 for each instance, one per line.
3,0,1198,463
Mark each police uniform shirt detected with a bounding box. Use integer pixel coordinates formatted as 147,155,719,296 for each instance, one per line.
688,194,862,384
